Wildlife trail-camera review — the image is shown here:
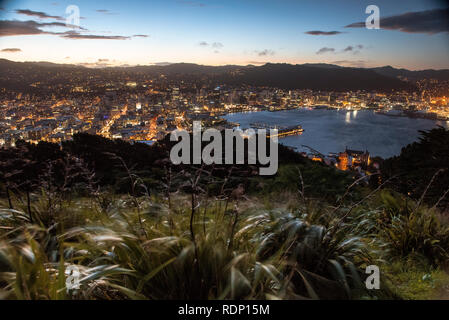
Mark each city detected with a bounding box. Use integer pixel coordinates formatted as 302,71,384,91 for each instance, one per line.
0,0,448,308
1,61,448,147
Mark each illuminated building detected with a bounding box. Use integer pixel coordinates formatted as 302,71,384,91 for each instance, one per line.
338,148,370,171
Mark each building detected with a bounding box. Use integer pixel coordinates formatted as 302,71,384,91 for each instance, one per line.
338,148,370,171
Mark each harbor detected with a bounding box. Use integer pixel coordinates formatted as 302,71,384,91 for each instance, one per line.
249,122,304,138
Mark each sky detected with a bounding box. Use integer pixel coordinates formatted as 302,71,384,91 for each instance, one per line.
0,0,448,70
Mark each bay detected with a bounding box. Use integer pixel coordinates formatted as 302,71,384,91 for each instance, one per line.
223,109,449,158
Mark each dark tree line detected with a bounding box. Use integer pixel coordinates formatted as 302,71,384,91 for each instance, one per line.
0,132,310,198
381,126,449,211
3,128,447,211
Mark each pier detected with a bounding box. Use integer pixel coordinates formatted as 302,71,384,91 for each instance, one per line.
249,122,304,138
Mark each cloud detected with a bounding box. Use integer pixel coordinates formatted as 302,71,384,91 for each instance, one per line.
255,49,275,56
316,47,335,55
96,9,118,15
77,59,131,68
345,8,449,34
305,30,343,36
150,62,173,66
178,1,207,7
0,19,135,40
342,44,364,54
0,19,88,37
198,41,224,50
1,48,21,52
60,31,130,40
15,9,63,20
332,60,368,68
132,34,149,38
0,20,58,36
247,61,268,65
78,61,112,68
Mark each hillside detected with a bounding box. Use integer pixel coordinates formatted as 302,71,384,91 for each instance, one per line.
0,59,425,92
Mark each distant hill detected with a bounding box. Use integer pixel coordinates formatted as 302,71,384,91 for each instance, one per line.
0,59,82,70
218,63,413,91
371,65,449,81
3,58,448,92
123,63,247,75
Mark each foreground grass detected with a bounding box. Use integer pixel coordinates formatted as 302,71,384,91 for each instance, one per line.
0,186,448,300
384,261,449,300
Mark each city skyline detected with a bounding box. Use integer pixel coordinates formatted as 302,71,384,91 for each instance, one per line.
0,0,448,70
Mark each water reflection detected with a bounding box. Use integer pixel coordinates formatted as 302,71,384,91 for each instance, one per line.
345,112,351,124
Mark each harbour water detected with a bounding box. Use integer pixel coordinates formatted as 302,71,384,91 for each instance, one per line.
223,109,449,159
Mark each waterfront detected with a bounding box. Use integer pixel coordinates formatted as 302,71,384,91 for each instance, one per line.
224,109,449,158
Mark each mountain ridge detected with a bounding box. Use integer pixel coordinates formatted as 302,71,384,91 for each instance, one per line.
2,59,447,92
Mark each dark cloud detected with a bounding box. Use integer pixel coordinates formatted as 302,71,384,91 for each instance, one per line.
15,9,63,20
0,20,85,37
198,41,208,46
342,44,364,54
305,30,343,36
345,8,449,34
98,58,109,62
60,31,130,40
132,34,149,38
0,19,138,40
316,47,335,55
1,47,21,52
0,20,56,36
256,49,275,56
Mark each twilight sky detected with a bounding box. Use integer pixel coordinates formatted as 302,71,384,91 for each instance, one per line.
0,0,448,70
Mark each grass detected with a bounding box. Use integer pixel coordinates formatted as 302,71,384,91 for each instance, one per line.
0,176,448,300
384,260,449,300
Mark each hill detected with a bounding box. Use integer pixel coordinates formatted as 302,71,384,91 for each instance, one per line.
0,59,425,92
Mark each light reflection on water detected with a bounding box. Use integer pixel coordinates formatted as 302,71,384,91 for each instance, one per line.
224,109,446,158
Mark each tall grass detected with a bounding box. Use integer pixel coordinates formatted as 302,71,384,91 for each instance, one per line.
0,187,381,300
0,165,448,300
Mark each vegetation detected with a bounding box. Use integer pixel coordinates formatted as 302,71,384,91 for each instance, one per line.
0,128,448,300
382,126,449,211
